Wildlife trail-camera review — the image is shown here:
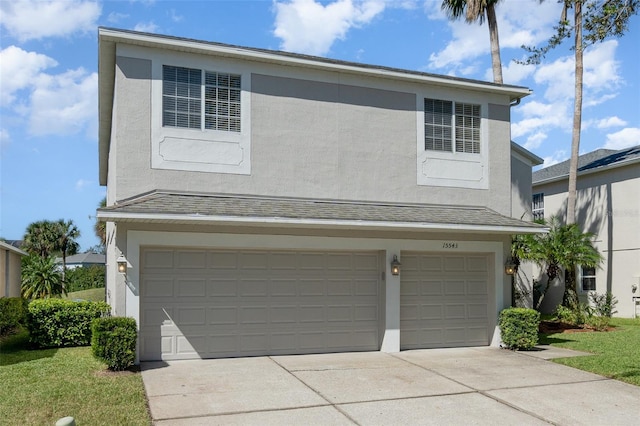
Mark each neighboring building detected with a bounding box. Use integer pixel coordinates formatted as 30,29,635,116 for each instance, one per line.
0,241,27,298
56,252,106,270
97,28,543,361
532,145,640,317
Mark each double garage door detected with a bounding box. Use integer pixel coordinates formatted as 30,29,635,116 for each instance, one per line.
139,248,381,361
139,248,490,361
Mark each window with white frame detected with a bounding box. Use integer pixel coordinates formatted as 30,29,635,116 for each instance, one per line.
424,98,480,154
532,193,544,221
162,65,241,132
581,266,596,292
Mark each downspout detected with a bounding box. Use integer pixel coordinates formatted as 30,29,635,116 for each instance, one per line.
510,98,521,107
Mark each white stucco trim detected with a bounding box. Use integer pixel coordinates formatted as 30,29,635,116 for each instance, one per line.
123,230,508,360
99,211,544,235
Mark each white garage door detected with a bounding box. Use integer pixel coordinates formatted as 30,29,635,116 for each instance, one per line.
400,252,489,349
139,248,381,361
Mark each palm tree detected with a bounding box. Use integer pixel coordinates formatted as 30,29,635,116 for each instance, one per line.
94,197,107,247
53,219,81,281
22,220,57,258
21,255,65,299
513,216,602,310
441,0,504,83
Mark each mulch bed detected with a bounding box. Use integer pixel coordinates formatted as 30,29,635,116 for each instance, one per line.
539,320,614,334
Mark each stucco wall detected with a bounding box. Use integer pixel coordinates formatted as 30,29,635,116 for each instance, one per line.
109,46,515,215
532,163,640,317
1,247,23,298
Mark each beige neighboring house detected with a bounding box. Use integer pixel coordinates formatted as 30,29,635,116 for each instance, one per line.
96,28,544,362
532,145,640,318
0,241,27,298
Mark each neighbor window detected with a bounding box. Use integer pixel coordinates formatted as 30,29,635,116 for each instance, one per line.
424,98,480,154
532,193,544,221
581,266,596,292
163,65,241,132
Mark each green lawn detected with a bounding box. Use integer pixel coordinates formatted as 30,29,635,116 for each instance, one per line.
0,330,150,425
540,317,640,386
64,287,106,302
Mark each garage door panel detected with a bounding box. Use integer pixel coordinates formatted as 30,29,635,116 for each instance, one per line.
141,248,380,360
444,280,465,295
327,280,352,296
143,250,174,268
401,252,489,350
208,279,238,297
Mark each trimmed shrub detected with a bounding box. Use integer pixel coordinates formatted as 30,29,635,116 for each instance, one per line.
0,297,29,335
91,317,137,371
499,307,540,350
27,299,110,348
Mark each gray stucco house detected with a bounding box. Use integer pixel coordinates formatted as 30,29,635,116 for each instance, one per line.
97,28,543,361
532,145,640,317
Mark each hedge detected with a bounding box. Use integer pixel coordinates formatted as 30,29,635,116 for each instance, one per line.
27,299,111,348
499,307,540,350
0,297,29,335
91,317,137,371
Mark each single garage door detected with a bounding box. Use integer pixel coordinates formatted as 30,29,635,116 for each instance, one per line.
139,248,381,360
400,252,489,349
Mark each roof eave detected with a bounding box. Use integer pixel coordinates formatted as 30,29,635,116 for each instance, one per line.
533,156,640,186
97,211,547,235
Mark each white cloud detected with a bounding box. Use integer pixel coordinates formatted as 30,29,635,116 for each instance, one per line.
273,0,386,56
501,61,535,85
603,128,640,150
0,128,10,148
134,21,160,33
29,68,98,137
522,131,547,151
108,12,129,24
0,0,101,42
595,117,627,129
75,179,94,191
428,0,561,73
541,150,568,168
169,9,183,23
0,46,58,107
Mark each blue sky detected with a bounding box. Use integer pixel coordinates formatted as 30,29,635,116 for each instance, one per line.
1,0,638,251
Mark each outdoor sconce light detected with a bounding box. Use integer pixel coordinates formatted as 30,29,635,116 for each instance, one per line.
504,257,517,276
390,255,401,276
117,255,128,274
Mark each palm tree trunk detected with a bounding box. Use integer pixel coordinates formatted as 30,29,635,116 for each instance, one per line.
486,3,503,84
567,1,583,225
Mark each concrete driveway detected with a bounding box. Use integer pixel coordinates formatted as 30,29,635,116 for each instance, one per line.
141,347,640,425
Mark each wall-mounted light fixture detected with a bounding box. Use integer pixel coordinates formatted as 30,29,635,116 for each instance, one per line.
504,256,517,276
390,255,401,276
117,254,128,274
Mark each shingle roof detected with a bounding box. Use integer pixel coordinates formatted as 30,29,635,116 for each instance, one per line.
57,253,105,265
98,191,544,233
533,145,640,184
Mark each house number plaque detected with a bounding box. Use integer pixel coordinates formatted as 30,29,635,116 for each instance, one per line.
442,242,459,249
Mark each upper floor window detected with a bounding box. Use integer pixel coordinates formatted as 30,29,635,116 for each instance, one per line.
162,65,241,133
424,98,480,154
532,193,544,221
581,266,596,292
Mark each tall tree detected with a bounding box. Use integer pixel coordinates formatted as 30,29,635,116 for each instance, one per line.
513,216,602,309
53,219,81,279
441,0,504,83
521,0,638,224
22,220,57,258
94,197,107,248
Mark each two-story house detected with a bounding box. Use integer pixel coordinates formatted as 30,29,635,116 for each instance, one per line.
532,145,640,317
97,28,543,361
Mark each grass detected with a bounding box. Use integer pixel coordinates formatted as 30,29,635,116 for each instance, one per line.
540,317,640,386
0,328,150,425
64,287,106,302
